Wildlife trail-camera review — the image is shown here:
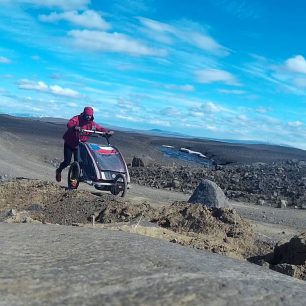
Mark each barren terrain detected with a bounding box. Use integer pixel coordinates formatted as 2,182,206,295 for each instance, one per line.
1,115,306,305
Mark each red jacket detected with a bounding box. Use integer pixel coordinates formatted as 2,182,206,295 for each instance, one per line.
63,114,109,148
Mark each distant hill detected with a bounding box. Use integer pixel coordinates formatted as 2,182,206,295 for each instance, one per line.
0,114,305,164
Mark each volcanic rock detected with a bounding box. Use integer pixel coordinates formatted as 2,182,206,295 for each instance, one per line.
172,179,180,188
188,179,231,208
132,156,145,167
129,160,306,207
277,199,287,209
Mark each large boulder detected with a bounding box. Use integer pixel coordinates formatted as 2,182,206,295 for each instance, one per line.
188,179,231,209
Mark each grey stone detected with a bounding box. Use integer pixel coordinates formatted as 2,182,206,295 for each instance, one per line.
172,179,180,188
257,199,265,206
1,223,306,306
6,209,17,217
277,199,288,209
188,179,231,208
4,211,40,224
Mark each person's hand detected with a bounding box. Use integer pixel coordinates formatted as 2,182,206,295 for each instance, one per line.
74,126,81,131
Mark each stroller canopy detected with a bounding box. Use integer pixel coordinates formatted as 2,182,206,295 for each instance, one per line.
88,143,126,173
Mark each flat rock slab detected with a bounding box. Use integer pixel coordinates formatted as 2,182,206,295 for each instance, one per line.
0,224,306,306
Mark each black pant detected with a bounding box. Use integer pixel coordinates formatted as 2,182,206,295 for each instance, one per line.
58,143,78,172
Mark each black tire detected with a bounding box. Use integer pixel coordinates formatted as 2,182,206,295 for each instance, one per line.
68,161,80,189
111,174,127,197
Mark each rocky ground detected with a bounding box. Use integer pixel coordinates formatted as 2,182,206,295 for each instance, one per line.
0,179,263,261
1,179,306,282
129,160,306,208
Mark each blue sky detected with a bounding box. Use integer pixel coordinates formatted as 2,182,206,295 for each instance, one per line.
1,0,306,148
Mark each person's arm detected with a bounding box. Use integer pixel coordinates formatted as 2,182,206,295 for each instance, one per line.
67,116,79,129
93,122,110,133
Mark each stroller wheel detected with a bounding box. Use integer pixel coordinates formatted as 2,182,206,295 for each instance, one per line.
111,174,127,197
68,161,80,189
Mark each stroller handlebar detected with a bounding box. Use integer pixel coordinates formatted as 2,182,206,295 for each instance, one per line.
79,129,113,146
80,129,113,136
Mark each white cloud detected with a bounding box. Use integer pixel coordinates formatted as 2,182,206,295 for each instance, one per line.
164,84,194,92
0,56,11,63
189,110,204,118
160,107,181,117
39,10,110,30
67,102,81,108
201,101,225,113
288,121,303,127
205,124,219,131
188,101,227,119
182,31,229,56
18,79,80,97
242,54,306,95
138,17,174,33
285,55,306,74
115,114,143,122
138,17,229,56
50,85,79,97
19,80,48,91
195,68,239,85
116,98,141,111
1,0,90,10
237,114,248,121
262,115,281,125
149,118,171,127
68,30,167,56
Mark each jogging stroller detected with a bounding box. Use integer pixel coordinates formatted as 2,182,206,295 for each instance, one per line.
68,129,130,197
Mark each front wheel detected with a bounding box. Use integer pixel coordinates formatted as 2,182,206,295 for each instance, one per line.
110,174,127,197
68,161,80,189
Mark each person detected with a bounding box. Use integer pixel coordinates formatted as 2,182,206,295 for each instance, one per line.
56,106,112,182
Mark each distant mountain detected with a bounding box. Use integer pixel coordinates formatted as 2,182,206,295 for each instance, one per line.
9,113,37,118
146,129,273,145
147,129,190,138
197,137,270,145
34,117,68,124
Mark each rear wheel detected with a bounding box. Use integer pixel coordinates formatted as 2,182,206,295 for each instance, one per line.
111,174,127,197
68,161,80,189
